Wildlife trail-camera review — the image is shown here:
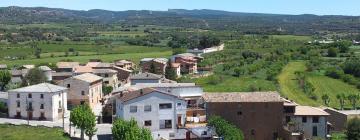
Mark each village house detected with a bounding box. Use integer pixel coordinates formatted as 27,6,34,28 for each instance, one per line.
73,65,93,75
10,69,28,84
93,69,118,89
170,63,181,78
134,83,206,127
203,92,284,140
285,106,330,140
114,60,135,70
171,53,202,74
39,66,52,81
113,66,132,86
140,58,168,74
61,73,103,109
51,72,73,84
115,88,187,139
56,62,79,72
130,72,176,85
73,65,119,89
324,108,360,132
8,83,67,121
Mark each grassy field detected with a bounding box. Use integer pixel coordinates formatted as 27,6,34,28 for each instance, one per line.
271,35,312,41
278,61,359,108
277,61,320,106
331,132,346,140
0,124,69,140
192,75,277,92
1,51,172,67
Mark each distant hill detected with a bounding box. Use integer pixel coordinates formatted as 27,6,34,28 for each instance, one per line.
1,6,360,35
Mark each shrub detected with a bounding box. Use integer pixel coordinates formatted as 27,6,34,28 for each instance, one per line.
346,118,360,140
325,67,344,79
208,116,244,140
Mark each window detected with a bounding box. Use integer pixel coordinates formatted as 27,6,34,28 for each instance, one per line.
17,94,20,98
40,94,44,99
40,104,44,109
81,91,85,96
177,103,182,107
144,105,151,112
144,120,152,126
104,81,109,84
80,101,85,105
237,111,242,115
59,101,61,108
130,106,137,113
302,116,307,123
313,116,319,123
67,84,70,88
159,103,172,109
160,120,172,129
312,126,318,136
104,74,109,77
28,94,32,98
251,129,256,135
17,101,20,108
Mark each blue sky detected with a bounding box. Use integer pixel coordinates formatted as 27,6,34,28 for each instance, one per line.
1,0,359,16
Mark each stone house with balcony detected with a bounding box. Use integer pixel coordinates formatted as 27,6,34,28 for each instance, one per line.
8,83,67,121
171,53,202,74
112,66,132,86
115,88,187,139
61,73,103,109
114,60,135,70
140,58,168,74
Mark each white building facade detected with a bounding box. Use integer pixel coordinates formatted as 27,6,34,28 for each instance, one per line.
116,88,187,138
291,106,330,139
8,83,67,121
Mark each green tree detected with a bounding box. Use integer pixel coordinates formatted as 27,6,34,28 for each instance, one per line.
347,94,359,110
207,116,244,140
336,93,346,110
34,47,42,59
321,94,330,106
327,47,338,57
112,118,152,140
22,68,46,86
346,118,360,140
0,70,11,90
102,85,113,96
165,61,177,80
70,105,97,140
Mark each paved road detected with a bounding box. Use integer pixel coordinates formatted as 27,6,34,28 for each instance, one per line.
0,117,112,140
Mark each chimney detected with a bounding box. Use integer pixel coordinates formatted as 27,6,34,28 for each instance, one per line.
140,89,144,95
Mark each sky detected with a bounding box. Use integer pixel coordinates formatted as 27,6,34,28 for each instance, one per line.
0,0,359,16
